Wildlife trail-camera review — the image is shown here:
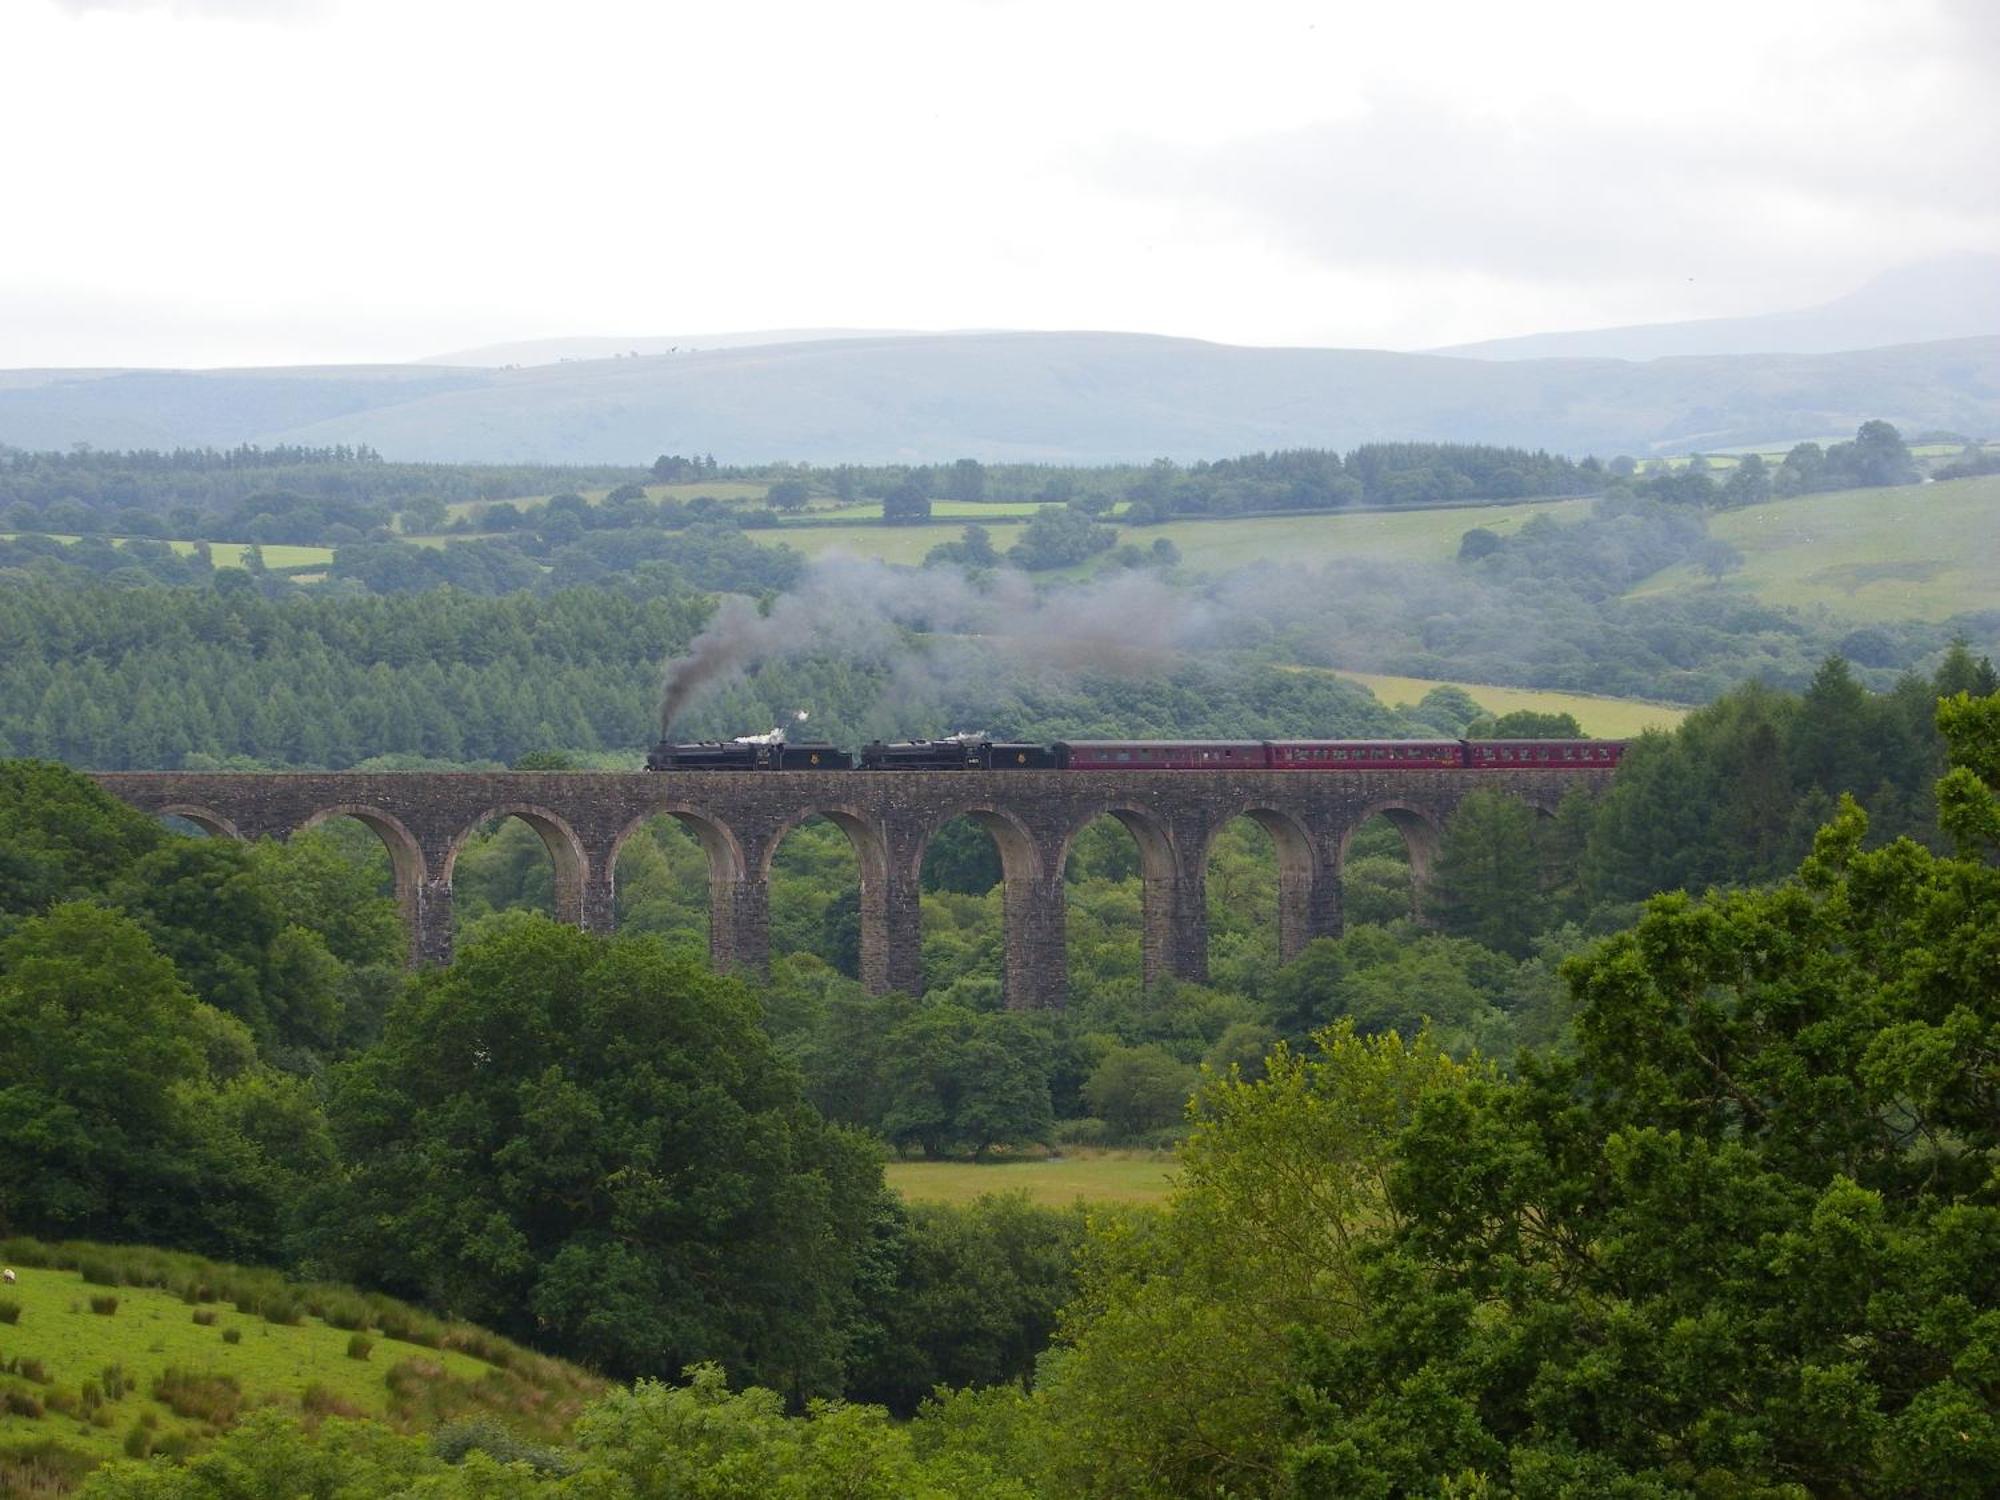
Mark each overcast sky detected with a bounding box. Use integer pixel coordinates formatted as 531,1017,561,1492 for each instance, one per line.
4,0,1995,367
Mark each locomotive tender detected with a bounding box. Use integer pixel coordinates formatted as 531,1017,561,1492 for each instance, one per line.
645,732,1625,772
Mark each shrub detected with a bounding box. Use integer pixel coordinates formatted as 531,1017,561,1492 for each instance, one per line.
78,1259,120,1288
123,1426,152,1460
100,1365,128,1402
299,1383,365,1419
152,1368,241,1426
431,1417,578,1476
0,1438,94,1496
3,1392,43,1420
192,1308,217,1326
346,1334,373,1362
377,1309,441,1348
261,1297,303,1327
6,1357,48,1384
0,1299,19,1325
320,1298,370,1332
1053,1116,1108,1147
221,1328,241,1345
88,1295,118,1316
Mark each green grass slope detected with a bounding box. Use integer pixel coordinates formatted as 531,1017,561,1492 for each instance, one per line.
1626,474,2000,622
885,1149,1177,1209
0,1239,600,1495
1324,671,1689,738
766,495,1594,569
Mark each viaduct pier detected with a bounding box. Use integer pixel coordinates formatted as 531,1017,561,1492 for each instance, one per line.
91,768,1608,1010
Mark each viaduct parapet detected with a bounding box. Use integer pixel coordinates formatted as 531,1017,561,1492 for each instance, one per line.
90,769,1608,1009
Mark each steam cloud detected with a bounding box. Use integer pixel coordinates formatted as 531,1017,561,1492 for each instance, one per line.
654,556,1216,738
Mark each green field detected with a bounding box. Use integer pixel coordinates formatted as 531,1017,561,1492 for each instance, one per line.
0,535,334,569
885,1149,1177,1208
760,497,1595,569
439,480,768,523
801,499,1047,522
1328,671,1689,737
1626,474,2000,622
0,1240,596,1486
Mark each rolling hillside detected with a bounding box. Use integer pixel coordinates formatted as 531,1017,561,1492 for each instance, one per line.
2,331,1996,465
1626,474,2000,623
0,1239,599,1493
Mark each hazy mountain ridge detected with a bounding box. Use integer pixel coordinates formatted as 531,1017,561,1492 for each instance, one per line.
1437,255,2000,361
1,331,1995,464
417,328,936,367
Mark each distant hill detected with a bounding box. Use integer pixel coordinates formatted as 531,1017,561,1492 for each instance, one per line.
1437,255,2000,361
1,330,1996,464
420,327,933,367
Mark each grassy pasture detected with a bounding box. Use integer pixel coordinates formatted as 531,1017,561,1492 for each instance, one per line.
801,499,1052,522
0,1239,598,1487
756,496,1596,570
1625,474,2000,622
0,535,334,569
1326,670,1690,738
438,480,767,523
885,1148,1177,1209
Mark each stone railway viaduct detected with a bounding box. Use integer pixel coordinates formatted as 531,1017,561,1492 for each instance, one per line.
91,769,1610,1010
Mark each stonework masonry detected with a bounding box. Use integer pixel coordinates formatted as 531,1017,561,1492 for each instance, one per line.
92,769,1609,1009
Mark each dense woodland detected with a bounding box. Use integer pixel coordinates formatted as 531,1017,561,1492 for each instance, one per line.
0,423,1948,542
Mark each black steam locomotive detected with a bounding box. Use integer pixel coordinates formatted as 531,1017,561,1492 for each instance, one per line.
859,735,1058,770
645,730,853,771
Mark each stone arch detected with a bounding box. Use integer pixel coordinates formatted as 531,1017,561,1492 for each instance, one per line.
1053,802,1178,885
444,803,590,925
1056,801,1189,990
908,802,1044,886
609,801,747,885
155,803,241,840
606,801,751,970
758,804,890,889
1340,799,1447,917
1200,803,1325,965
297,803,427,891
1199,804,1317,882
296,803,431,965
915,802,1058,1011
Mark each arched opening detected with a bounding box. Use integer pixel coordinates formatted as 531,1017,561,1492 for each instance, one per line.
917,811,1025,1008
156,804,239,840
446,805,587,946
266,812,407,1047
295,805,428,968
1339,807,1437,924
1203,810,1314,996
611,814,717,955
1059,812,1157,1013
765,813,868,981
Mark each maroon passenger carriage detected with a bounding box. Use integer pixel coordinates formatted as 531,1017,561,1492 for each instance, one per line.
1268,740,1463,770
1462,739,1625,769
1053,741,1268,771
1045,739,1623,771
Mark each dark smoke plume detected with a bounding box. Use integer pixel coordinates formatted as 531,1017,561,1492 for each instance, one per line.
653,556,1214,737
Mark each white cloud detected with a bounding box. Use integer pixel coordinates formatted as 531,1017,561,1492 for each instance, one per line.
1,0,1993,364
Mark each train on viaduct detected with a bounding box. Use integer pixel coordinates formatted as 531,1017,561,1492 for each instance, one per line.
90,763,1612,1010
